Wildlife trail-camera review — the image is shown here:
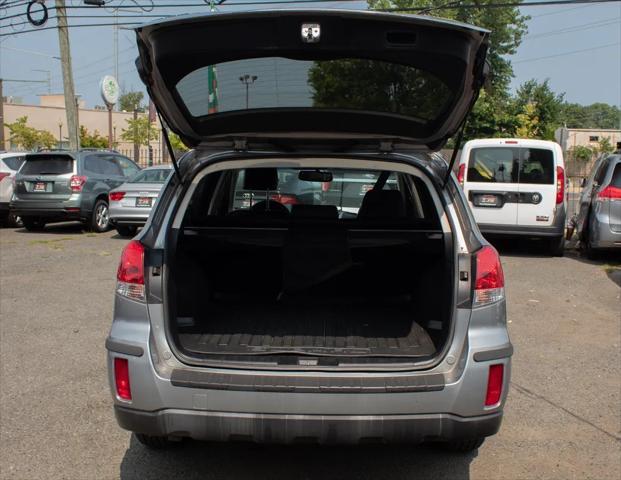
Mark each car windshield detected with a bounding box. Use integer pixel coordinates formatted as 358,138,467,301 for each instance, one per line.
20,156,74,175
130,168,171,183
176,57,451,121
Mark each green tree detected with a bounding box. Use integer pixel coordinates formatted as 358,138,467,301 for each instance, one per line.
560,102,621,129
168,132,189,153
464,90,516,141
80,126,109,149
571,145,594,163
513,79,564,139
4,116,56,150
121,116,159,146
118,91,145,112
515,102,540,139
595,136,614,156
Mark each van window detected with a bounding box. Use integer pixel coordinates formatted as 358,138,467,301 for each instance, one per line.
518,148,554,184
21,156,74,175
467,147,554,184
468,148,518,183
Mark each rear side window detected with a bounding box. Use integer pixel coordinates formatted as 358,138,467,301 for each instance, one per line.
611,163,621,188
115,156,140,178
467,147,554,184
21,156,73,175
2,156,25,171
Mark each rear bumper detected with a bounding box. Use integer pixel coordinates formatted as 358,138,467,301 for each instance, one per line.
114,406,503,444
478,223,565,238
10,198,84,220
110,216,148,227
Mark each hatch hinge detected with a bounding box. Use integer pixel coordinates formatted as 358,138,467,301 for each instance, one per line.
156,111,182,184
379,140,394,153
233,138,248,151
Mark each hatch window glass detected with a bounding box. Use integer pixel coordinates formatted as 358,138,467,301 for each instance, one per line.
131,168,171,184
176,57,451,121
611,163,621,188
21,156,74,175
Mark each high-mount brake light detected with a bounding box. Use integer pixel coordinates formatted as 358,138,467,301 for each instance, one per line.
473,245,505,307
116,240,145,301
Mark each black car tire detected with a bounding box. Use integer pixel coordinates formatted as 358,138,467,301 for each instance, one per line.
22,217,46,231
442,437,485,453
116,225,138,237
134,433,174,449
547,235,565,257
90,199,111,233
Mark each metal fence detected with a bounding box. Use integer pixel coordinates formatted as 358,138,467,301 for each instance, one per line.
565,152,597,226
116,147,172,169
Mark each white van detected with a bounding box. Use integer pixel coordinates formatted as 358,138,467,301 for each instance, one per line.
457,139,566,255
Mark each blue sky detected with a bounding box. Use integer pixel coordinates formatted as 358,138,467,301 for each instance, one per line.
1,1,620,110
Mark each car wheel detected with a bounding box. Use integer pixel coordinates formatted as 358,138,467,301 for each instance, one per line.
116,225,137,237
442,437,485,453
547,236,564,257
134,433,174,449
22,217,46,231
90,199,111,233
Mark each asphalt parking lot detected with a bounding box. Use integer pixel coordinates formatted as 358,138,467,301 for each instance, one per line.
1,225,619,480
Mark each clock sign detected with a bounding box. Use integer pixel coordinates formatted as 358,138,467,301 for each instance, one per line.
100,75,120,106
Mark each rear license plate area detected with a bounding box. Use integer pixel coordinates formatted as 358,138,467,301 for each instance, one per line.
33,182,47,192
474,194,501,207
136,197,152,207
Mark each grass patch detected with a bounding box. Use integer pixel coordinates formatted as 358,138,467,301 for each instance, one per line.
603,264,621,274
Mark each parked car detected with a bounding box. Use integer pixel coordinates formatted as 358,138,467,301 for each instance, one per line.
457,139,566,256
106,10,512,452
0,152,26,227
11,149,140,232
575,153,621,257
109,165,172,237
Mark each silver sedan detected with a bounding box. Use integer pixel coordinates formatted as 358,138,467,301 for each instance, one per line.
108,165,172,237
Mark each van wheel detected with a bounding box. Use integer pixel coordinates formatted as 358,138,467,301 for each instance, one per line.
442,437,485,453
90,199,110,232
22,217,46,231
134,433,174,449
116,225,137,237
547,236,564,257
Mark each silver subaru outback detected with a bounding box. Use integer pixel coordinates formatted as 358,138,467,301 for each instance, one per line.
106,9,512,452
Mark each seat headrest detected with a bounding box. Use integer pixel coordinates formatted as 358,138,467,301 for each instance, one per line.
243,168,278,191
291,204,338,220
358,189,405,219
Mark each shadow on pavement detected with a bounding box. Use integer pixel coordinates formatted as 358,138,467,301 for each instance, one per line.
485,236,559,258
120,437,477,480
13,221,85,235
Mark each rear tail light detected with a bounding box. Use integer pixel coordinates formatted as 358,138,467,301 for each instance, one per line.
473,245,505,307
597,185,621,200
116,240,145,301
0,172,10,182
270,194,299,205
69,175,87,192
109,191,126,202
457,164,466,187
114,358,132,400
556,166,565,205
485,364,504,406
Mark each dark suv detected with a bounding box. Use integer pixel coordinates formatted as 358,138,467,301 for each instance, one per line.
11,149,140,232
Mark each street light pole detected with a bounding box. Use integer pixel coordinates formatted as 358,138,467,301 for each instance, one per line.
239,74,258,109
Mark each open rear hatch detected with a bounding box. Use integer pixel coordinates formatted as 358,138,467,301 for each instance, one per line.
135,9,489,150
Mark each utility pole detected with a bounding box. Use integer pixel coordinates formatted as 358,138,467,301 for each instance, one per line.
55,0,79,150
133,109,140,164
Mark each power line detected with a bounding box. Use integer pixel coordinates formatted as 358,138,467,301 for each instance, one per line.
514,42,620,62
524,17,620,40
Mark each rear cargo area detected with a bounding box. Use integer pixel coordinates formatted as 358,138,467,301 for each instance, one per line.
168,166,454,365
